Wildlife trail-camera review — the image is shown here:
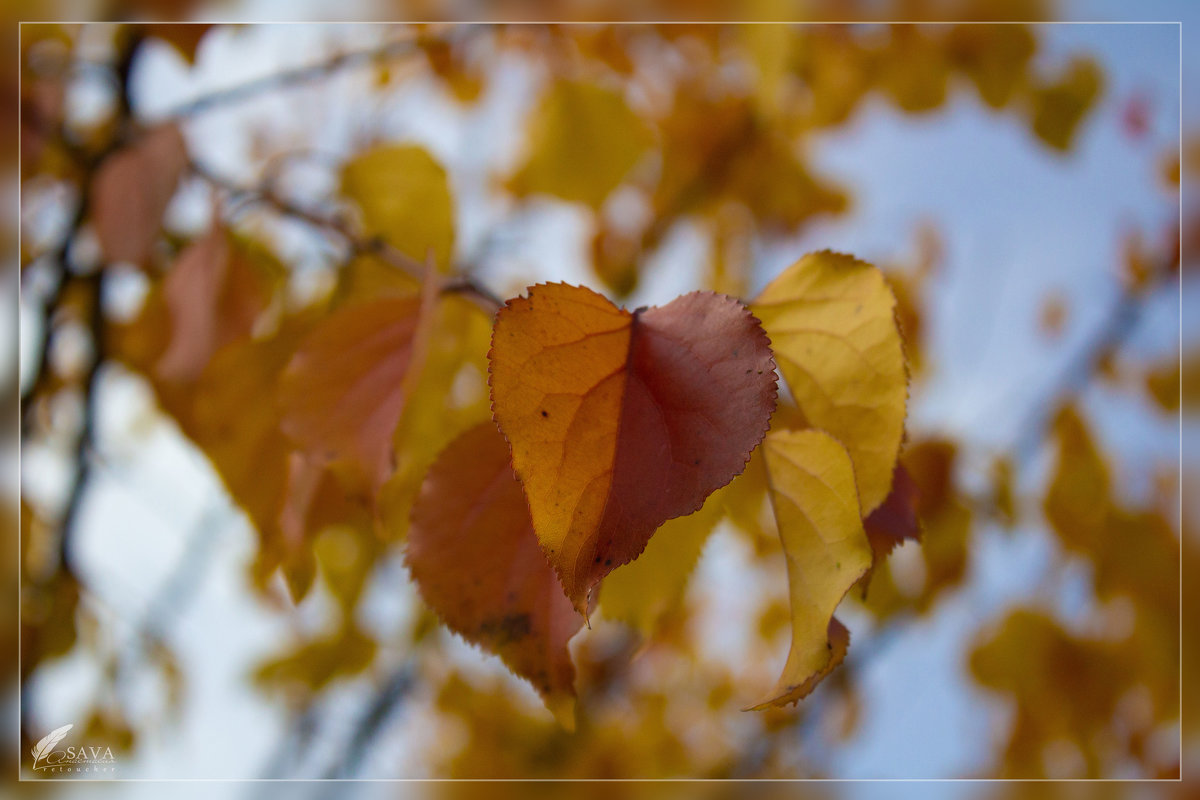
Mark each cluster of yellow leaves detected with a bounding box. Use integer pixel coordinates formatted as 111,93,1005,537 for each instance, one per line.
497,24,1101,299
968,406,1180,777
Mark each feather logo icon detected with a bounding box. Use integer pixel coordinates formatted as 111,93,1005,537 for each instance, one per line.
30,724,73,770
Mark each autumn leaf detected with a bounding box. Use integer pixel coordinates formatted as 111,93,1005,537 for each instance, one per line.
750,429,871,709
1144,348,1197,413
754,250,908,516
341,144,455,270
600,488,724,638
1028,56,1104,152
378,293,493,542
863,439,971,621
156,223,279,382
156,313,339,600
406,422,584,727
878,26,950,113
509,79,652,209
91,123,188,267
946,24,1035,109
861,463,921,594
969,608,1136,777
1043,406,1110,550
278,295,424,487
253,624,377,696
489,284,777,613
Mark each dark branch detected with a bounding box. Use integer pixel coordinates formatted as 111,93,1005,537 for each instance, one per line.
155,30,448,122
188,157,504,314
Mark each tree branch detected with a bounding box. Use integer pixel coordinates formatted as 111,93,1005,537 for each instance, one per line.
155,28,457,123
188,157,504,314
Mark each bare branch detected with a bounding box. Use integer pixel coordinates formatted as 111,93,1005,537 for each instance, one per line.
188,156,504,314
154,28,459,123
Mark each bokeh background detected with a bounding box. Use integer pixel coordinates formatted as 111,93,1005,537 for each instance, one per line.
6,0,1197,793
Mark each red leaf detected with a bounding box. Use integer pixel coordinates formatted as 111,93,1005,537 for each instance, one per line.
278,296,422,486
489,284,777,612
156,224,273,382
864,463,921,563
91,123,187,266
406,421,583,726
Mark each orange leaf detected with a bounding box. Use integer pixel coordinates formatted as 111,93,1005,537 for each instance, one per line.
406,422,583,727
278,295,422,487
489,284,777,613
156,223,275,382
91,123,187,267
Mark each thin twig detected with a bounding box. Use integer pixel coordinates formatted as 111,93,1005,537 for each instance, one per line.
188,157,504,314
320,665,415,782
1009,285,1145,465
155,30,441,123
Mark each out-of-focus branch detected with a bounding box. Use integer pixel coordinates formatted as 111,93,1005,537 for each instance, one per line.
156,28,464,123
56,272,104,578
1009,286,1146,465
320,665,415,782
188,157,504,314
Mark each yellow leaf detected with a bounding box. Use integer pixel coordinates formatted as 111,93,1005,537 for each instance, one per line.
509,79,652,209
878,26,950,114
1028,56,1103,152
1145,349,1198,414
792,28,873,128
946,23,1035,109
253,624,376,695
754,251,908,514
1043,406,1110,552
341,144,455,270
738,20,794,116
600,489,724,638
749,429,871,709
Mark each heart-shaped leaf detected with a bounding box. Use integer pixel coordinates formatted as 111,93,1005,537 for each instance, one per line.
489,283,777,613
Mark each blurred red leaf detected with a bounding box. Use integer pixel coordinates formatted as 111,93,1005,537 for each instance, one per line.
91,123,187,266
279,295,424,487
156,224,275,382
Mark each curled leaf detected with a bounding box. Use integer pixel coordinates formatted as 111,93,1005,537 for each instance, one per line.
751,429,871,709
754,250,908,515
406,422,583,727
489,283,777,613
